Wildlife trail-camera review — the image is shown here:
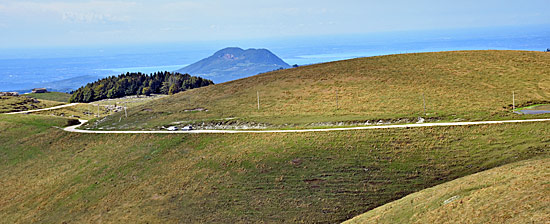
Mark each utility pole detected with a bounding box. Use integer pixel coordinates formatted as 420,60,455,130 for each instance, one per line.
257,91,260,110
97,104,100,118
512,91,515,111
423,93,426,116
124,102,128,118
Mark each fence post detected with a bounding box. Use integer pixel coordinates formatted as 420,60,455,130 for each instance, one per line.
512,91,515,111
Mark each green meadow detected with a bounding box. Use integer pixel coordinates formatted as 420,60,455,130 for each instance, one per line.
25,92,72,103
0,114,548,223
91,50,550,130
2,50,549,223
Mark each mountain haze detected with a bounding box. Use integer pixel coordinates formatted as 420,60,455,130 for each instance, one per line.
176,47,290,83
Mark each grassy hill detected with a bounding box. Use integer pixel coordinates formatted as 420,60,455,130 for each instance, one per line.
25,92,72,102
0,114,548,223
32,95,167,120
0,96,64,113
344,157,550,223
2,50,549,223
90,50,550,130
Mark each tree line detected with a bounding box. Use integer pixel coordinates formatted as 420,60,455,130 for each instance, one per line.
69,71,214,103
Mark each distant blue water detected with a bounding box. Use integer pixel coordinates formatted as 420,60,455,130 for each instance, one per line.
98,64,189,74
1,25,548,92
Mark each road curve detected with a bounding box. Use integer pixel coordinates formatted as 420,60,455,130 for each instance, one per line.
64,118,550,134
6,104,550,134
6,103,80,114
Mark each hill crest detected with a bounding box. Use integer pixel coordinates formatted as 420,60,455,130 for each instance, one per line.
176,47,290,83
94,50,550,131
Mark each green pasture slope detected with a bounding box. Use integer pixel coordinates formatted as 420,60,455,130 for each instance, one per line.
345,158,550,223
92,50,550,130
2,50,549,223
0,114,548,223
0,96,63,113
25,92,72,102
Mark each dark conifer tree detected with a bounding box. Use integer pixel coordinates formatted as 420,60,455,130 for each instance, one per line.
69,72,214,103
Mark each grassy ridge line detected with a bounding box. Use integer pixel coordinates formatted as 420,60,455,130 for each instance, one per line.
25,92,71,103
0,114,549,223
344,157,550,223
93,50,550,130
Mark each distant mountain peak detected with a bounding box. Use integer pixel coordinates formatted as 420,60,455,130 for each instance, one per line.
213,47,243,57
214,47,244,54
176,47,290,83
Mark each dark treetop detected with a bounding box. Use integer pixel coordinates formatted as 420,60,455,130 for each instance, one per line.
69,71,213,103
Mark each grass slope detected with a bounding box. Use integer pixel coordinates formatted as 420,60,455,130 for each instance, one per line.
32,103,111,120
0,114,548,223
25,92,72,103
344,157,550,224
94,50,550,130
0,96,63,113
29,95,166,120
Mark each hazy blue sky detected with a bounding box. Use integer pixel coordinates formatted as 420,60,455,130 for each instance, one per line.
0,0,548,48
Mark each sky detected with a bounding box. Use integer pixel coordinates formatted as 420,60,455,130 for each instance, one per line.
0,0,548,48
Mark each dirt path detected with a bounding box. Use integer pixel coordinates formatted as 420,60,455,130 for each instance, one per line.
64,118,550,134
5,103,80,115
6,104,550,134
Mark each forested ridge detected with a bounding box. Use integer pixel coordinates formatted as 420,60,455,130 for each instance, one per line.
69,71,213,103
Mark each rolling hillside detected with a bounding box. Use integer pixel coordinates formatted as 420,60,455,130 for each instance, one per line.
91,50,550,131
344,157,550,223
25,92,71,102
2,50,549,223
0,96,64,113
0,114,549,223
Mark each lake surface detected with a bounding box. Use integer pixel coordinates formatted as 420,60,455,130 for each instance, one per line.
1,25,548,92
